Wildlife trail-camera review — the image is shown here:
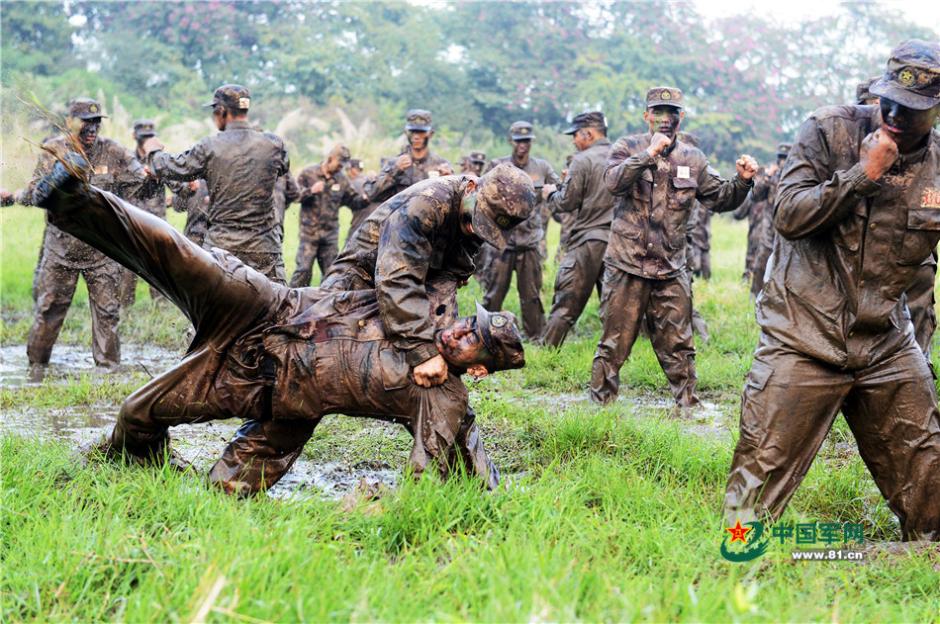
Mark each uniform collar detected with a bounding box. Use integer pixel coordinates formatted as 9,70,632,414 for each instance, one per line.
224,120,253,131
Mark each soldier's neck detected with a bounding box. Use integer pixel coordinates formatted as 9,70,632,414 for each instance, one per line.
512,154,529,168
410,145,429,161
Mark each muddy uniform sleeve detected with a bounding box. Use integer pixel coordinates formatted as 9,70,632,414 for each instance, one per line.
111,146,147,200
296,167,319,202
283,172,300,206
374,194,445,366
365,158,401,203
548,156,587,215
604,137,655,195
774,116,880,240
148,139,210,183
340,178,368,211
23,146,59,205
693,162,752,214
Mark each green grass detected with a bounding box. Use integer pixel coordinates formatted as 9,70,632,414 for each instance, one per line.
3,203,939,621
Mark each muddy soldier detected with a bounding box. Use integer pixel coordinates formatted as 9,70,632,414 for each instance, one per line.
289,145,367,287
31,157,524,493
479,121,561,338
24,98,146,381
119,120,170,307
592,87,756,407
541,112,615,347
724,41,940,541
460,151,487,176
353,109,452,233
748,143,791,296
140,85,291,283
169,179,210,246
322,163,536,388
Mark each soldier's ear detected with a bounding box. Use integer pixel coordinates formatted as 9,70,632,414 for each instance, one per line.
643,109,651,124
679,111,686,122
467,364,489,379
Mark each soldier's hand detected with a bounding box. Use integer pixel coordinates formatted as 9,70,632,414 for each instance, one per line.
647,132,672,158
188,180,200,192
141,136,164,155
396,154,413,171
765,163,779,176
861,129,899,181
165,195,173,208
542,184,558,200
310,180,326,194
413,354,448,387
736,154,759,180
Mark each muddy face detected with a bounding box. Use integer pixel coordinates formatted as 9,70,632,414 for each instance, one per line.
512,139,531,163
436,316,488,367
407,130,430,152
644,106,682,139
879,97,939,153
78,119,100,149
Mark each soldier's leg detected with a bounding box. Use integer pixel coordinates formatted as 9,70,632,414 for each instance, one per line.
82,261,122,368
590,267,652,405
516,248,545,339
27,258,79,366
474,245,492,292
31,246,44,301
317,231,340,279
723,336,850,524
646,272,699,406
700,248,712,281
543,240,606,347
841,343,940,541
209,418,319,496
118,267,137,308
906,260,937,356
446,406,500,490
481,248,514,312
289,229,318,287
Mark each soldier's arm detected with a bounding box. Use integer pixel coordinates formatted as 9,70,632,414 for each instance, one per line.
374,195,444,366
147,139,210,182
693,162,753,214
112,147,148,200
773,117,879,240
283,172,300,206
604,137,652,196
731,195,752,220
365,159,400,203
341,181,368,211
547,156,586,215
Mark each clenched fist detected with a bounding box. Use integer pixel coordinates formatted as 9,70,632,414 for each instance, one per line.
646,132,673,158
413,353,448,387
735,154,759,180
310,180,326,194
395,154,413,171
860,129,899,181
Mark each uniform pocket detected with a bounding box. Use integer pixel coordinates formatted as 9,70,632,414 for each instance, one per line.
745,359,773,391
379,347,411,390
897,208,940,265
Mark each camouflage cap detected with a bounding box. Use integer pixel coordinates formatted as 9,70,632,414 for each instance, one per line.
69,98,107,120
563,111,607,135
405,109,433,132
474,302,525,372
776,142,792,157
204,84,251,111
133,119,157,139
869,40,940,110
469,151,487,164
856,76,880,104
473,162,536,250
646,86,684,110
509,120,535,141
328,144,351,162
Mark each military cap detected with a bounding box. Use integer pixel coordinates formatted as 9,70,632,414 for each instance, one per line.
473,162,536,250
563,111,607,135
646,86,684,110
855,77,879,104
469,151,487,164
869,40,940,110
347,158,362,169
474,302,525,372
69,98,107,120
776,143,792,157
405,109,433,132
204,84,251,111
509,121,535,141
328,144,351,162
133,119,157,140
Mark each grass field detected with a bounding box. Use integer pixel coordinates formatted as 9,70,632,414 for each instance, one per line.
2,200,939,622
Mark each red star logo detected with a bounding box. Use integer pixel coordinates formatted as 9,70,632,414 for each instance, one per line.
726,520,751,544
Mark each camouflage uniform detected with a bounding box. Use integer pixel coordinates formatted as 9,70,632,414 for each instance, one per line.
542,113,615,347
724,41,940,541
169,179,210,246
146,85,291,283
686,201,712,280
37,177,524,494
26,98,145,370
273,172,300,242
592,88,752,407
747,145,791,297
480,122,561,339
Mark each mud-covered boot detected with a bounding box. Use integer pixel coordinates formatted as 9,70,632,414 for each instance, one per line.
31,152,90,208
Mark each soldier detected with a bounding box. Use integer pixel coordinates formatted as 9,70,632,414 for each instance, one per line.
724,41,940,541
592,87,756,407
541,111,615,347
289,145,367,287
748,143,791,297
140,85,291,283
23,97,146,381
31,157,523,494
119,120,169,307
323,163,535,388
480,121,561,339
856,76,880,106
169,179,210,246
364,109,452,208
459,151,487,176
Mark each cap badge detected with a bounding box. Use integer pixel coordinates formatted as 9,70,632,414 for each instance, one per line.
496,215,511,227
89,104,98,113
898,69,915,87
238,97,251,109
491,315,507,328
661,90,672,100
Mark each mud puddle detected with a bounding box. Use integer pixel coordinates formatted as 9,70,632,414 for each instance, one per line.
0,343,184,387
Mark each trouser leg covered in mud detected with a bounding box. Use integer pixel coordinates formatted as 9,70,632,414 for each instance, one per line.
543,240,606,347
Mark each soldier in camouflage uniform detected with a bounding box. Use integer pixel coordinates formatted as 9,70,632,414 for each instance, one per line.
748,143,790,297
119,120,170,307
480,121,561,338
592,87,756,407
459,151,487,176
541,112,615,347
32,158,526,493
24,97,146,380
140,85,291,283
169,179,210,246
724,42,940,540
289,145,368,287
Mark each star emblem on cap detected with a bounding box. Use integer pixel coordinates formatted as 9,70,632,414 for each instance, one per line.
898,68,915,87
661,90,672,100
491,315,507,328
496,215,511,227
89,104,98,112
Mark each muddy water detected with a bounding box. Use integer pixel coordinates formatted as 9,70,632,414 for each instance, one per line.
0,343,183,386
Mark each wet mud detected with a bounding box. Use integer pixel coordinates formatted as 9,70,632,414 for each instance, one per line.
0,343,183,386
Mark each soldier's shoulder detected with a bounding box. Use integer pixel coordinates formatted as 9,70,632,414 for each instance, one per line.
262,130,285,146
97,136,128,152
429,152,450,165
612,133,648,151
807,104,875,127
41,135,67,149
675,140,707,164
